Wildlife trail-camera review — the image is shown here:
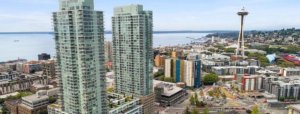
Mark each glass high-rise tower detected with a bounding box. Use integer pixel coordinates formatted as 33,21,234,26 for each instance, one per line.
52,0,107,114
112,4,154,114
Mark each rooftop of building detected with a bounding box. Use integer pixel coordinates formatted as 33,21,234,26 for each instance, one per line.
0,92,19,99
22,92,49,103
5,99,21,105
48,103,62,109
200,53,230,60
256,69,277,74
153,80,183,97
271,77,300,86
114,4,149,15
107,92,140,110
288,104,300,112
212,65,259,69
284,67,300,71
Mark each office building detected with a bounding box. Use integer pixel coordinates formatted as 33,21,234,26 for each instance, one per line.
165,59,175,78
171,51,178,58
41,60,55,78
50,0,107,113
112,4,154,114
22,61,42,74
194,60,201,88
18,91,49,114
175,59,181,82
5,91,54,114
154,80,188,106
184,60,194,87
38,53,51,61
154,55,166,67
165,59,202,88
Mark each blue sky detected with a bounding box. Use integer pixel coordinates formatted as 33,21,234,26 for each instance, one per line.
0,0,299,32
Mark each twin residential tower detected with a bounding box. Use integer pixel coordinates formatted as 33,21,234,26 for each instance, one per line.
112,5,154,114
49,0,153,114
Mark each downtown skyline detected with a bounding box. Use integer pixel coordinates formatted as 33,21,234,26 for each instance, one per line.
1,0,300,32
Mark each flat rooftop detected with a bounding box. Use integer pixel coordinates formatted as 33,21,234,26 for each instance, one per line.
0,92,19,99
153,80,182,97
22,94,48,103
289,104,300,111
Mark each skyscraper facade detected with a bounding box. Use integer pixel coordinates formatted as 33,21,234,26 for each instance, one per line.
104,41,113,63
194,60,202,88
112,4,154,114
51,0,107,114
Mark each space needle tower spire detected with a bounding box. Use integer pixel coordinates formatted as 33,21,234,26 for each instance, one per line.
236,7,248,59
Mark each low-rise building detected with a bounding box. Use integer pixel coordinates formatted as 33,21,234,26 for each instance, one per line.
265,77,300,101
288,104,300,114
0,73,47,94
108,93,143,114
283,68,300,77
22,61,42,74
212,66,259,76
153,80,188,106
241,75,258,91
41,60,55,78
18,91,49,114
48,92,143,114
4,100,21,114
154,55,166,67
0,71,19,82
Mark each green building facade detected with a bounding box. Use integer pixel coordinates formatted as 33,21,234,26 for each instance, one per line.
112,4,153,97
52,0,107,114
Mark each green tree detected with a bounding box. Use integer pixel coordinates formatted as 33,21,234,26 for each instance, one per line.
154,70,164,78
163,77,175,83
49,96,57,103
194,93,198,100
192,108,200,114
107,87,114,93
224,48,235,53
189,95,195,105
184,107,191,114
279,96,285,101
203,73,219,85
204,107,210,114
251,106,259,114
38,109,48,114
247,52,269,67
208,48,216,53
2,106,8,114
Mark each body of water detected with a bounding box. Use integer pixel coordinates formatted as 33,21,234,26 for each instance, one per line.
0,33,209,62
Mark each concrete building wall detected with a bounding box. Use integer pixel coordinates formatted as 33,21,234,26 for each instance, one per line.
165,59,172,78
184,61,194,87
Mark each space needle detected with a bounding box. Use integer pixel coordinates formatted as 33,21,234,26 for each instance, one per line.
235,7,248,59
